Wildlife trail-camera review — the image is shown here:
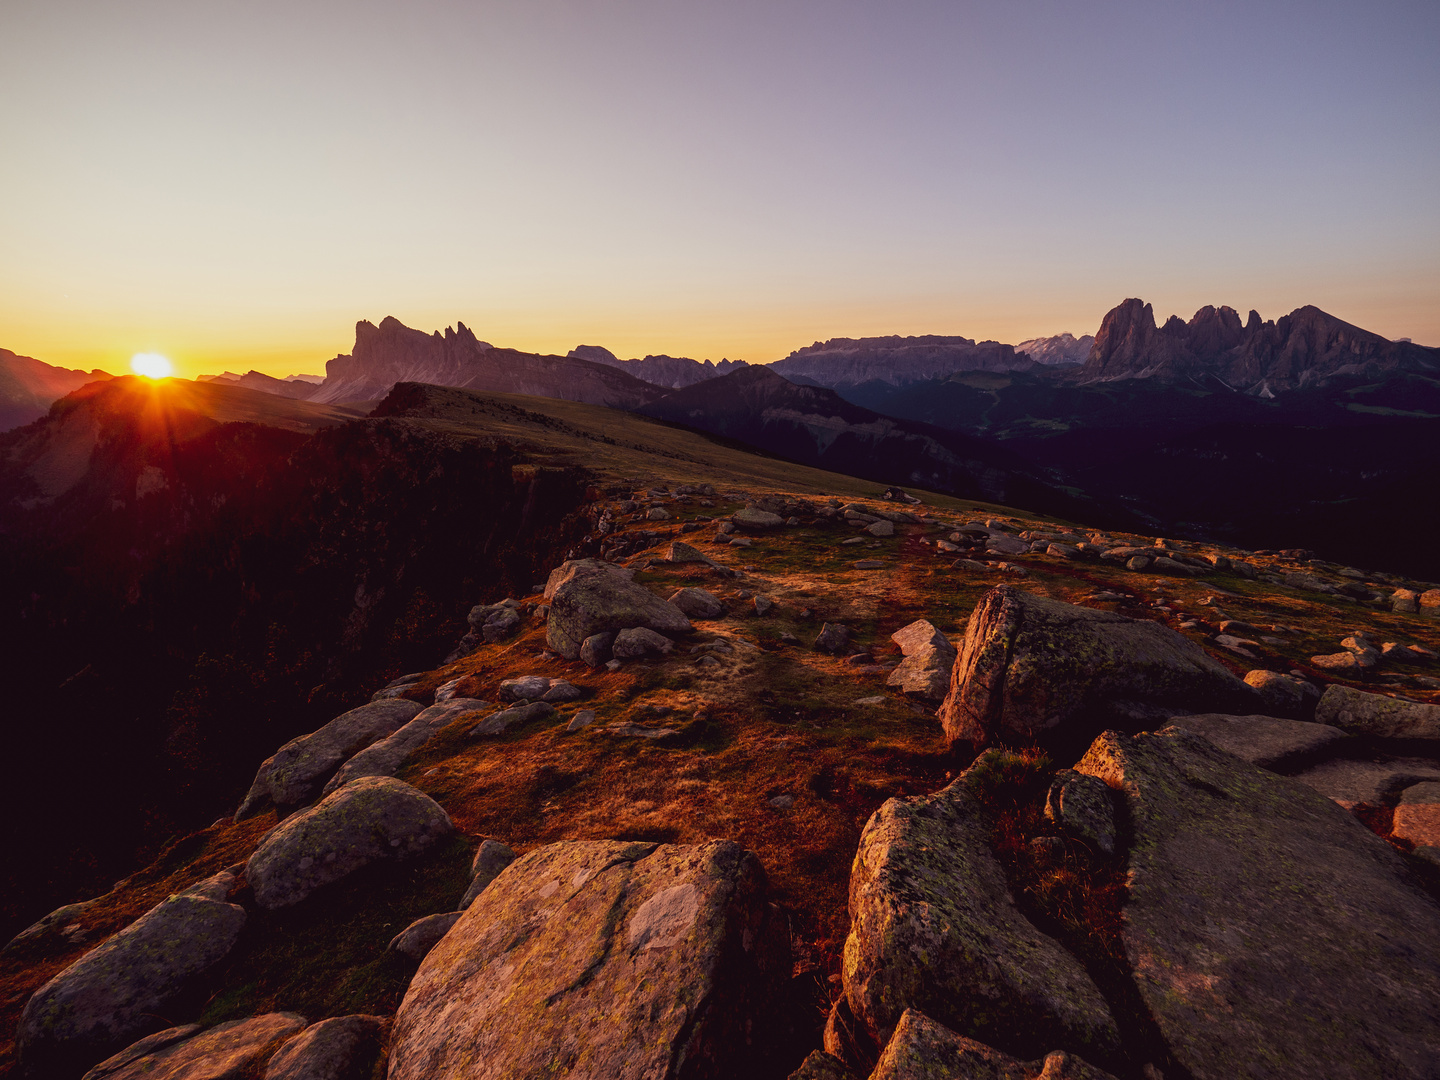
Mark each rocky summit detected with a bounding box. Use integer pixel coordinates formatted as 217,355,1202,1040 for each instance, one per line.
3,378,1440,1080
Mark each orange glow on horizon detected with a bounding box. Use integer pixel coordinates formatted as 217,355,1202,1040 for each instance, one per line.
129,353,174,379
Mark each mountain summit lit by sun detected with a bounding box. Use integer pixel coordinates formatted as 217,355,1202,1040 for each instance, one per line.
130,353,173,379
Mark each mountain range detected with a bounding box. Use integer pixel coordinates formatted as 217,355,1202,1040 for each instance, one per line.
0,349,112,431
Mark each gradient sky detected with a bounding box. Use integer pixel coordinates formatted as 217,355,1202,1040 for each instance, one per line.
3,0,1437,378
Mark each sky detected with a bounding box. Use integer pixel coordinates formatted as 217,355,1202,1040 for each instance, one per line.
2,0,1437,379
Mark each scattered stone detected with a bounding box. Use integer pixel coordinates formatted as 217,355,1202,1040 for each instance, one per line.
1076,726,1440,1079
887,644,955,704
986,535,1030,556
546,560,691,659
813,623,852,654
854,696,887,706
459,839,517,909
388,913,463,963
84,1014,308,1080
470,700,556,735
1422,589,1440,612
1393,589,1420,613
1164,713,1350,771
1310,651,1364,672
869,1009,1119,1080
867,520,895,537
565,709,598,733
732,507,785,530
246,777,453,910
1410,644,1439,660
666,541,712,564
843,750,1120,1058
262,1015,388,1080
729,535,754,547
19,883,249,1075
371,672,423,701
891,620,952,656
1314,684,1440,741
234,699,426,820
1047,543,1083,560
387,840,787,1080
940,585,1258,754
499,675,552,701
1394,782,1440,866
1213,634,1260,658
936,540,961,553
1243,670,1320,718
605,723,679,739
769,794,795,809
669,587,727,620
1044,770,1117,854
1125,555,1154,572
323,698,488,795
841,536,865,546
542,680,581,703
580,631,614,668
647,507,671,521
754,594,775,616
952,559,990,572
613,626,676,659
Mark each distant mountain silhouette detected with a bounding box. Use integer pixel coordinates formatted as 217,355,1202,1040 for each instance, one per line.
0,349,112,432
1014,332,1093,366
769,334,1035,390
313,317,663,408
1082,299,1440,394
197,370,323,400
567,345,748,388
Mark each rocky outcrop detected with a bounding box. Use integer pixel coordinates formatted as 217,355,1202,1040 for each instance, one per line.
19,877,248,1076
546,560,691,660
1314,684,1440,741
322,698,487,795
870,1009,1118,1080
1076,726,1440,1079
940,586,1257,753
82,1013,307,1080
246,777,452,910
235,699,425,820
842,752,1120,1062
262,1015,388,1080
770,335,1034,390
387,839,786,1080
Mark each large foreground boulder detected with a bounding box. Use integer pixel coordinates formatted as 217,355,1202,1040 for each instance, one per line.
19,880,248,1076
387,839,787,1079
842,752,1120,1062
82,1013,307,1080
234,699,425,820
1075,726,1440,1079
940,586,1258,753
870,1009,1118,1080
545,560,692,660
246,777,452,910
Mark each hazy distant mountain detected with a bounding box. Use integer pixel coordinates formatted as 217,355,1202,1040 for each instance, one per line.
1014,333,1093,366
768,334,1034,390
0,348,112,432
1083,298,1440,394
312,317,663,409
567,345,748,388
198,370,322,400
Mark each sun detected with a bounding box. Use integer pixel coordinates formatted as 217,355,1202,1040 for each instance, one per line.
130,353,173,379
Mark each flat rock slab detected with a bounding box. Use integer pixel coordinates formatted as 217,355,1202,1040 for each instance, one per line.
870,1009,1118,1080
1314,684,1440,741
1290,756,1440,810
1076,727,1440,1080
235,698,425,819
941,585,1257,754
1163,713,1350,771
322,698,487,795
263,1015,387,1080
20,890,248,1076
546,562,691,660
843,751,1120,1061
246,776,453,910
387,839,786,1080
83,1013,307,1080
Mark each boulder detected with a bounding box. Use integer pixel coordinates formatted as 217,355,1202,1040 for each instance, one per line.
1163,713,1350,771
613,626,676,659
83,1014,308,1080
246,777,453,910
79,1027,200,1079
387,839,787,1080
891,620,953,657
1291,757,1440,811
580,631,614,668
986,535,1030,556
1422,588,1440,612
669,587,727,620
867,520,895,538
940,586,1258,754
885,646,954,704
786,1049,858,1080
1314,684,1440,741
546,563,691,660
3,899,97,957
1075,726,1440,1079
234,699,425,820
813,623,852,654
262,1015,388,1080
1125,555,1153,572
1043,770,1116,855
544,558,634,601
1394,782,1440,866
1310,651,1363,673
468,600,521,643
732,507,784,530
388,913,463,962
322,698,487,795
870,1009,1118,1080
542,680,581,703
666,541,714,565
843,751,1120,1060
499,675,552,701
469,700,556,735
459,838,516,909
1243,670,1320,718
19,884,248,1076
